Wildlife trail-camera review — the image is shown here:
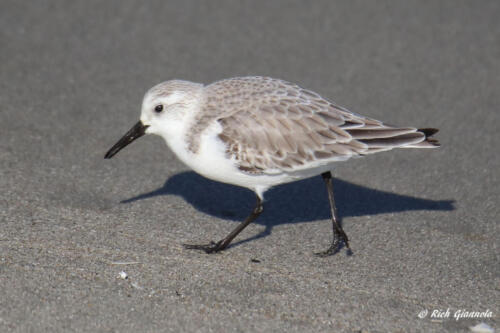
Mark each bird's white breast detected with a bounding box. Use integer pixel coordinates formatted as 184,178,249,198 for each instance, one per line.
157,110,291,198
156,104,336,199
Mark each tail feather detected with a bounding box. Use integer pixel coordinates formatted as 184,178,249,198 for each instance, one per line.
404,128,440,148
358,132,424,148
355,127,440,154
419,128,439,138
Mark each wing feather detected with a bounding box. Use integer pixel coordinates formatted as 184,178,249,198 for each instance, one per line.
200,77,433,174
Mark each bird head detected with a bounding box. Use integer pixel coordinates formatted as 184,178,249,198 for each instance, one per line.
104,80,203,159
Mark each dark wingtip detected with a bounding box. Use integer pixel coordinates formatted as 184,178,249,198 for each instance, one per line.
418,128,440,147
418,128,439,138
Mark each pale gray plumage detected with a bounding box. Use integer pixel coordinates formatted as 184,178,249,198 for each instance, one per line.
105,76,440,255
187,76,439,174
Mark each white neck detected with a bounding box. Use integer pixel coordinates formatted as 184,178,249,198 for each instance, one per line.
154,102,202,168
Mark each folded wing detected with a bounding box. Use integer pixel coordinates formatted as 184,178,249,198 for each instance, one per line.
208,77,438,174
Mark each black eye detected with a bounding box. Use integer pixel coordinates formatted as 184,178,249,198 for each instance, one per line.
154,104,163,113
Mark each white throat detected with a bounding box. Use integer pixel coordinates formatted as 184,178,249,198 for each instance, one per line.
151,102,203,170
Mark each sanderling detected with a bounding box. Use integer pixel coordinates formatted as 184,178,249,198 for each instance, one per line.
105,76,439,256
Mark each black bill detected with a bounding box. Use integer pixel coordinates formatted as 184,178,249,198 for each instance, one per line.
104,121,149,159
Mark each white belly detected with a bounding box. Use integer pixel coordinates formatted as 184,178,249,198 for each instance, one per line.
162,120,334,199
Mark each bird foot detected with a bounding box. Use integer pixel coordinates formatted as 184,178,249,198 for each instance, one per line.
314,242,341,257
183,240,225,254
314,230,349,257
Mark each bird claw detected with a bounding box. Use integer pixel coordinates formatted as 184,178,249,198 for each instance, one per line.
183,240,225,254
314,229,349,257
314,243,341,257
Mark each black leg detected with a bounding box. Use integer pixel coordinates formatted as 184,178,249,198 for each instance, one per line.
315,171,350,257
184,195,263,253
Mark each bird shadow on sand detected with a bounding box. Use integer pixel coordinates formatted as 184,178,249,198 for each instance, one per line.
121,171,455,249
